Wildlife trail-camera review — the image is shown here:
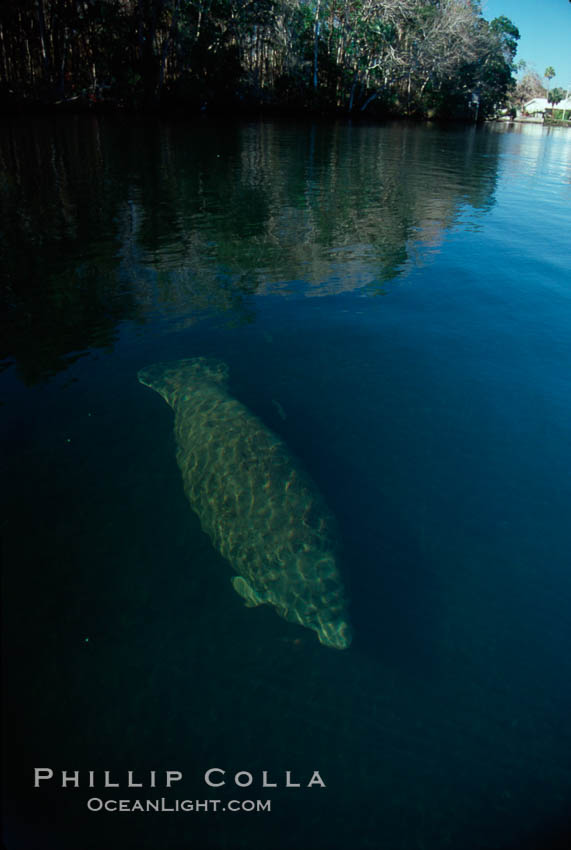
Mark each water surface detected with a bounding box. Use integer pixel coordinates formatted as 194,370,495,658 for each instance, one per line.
2,117,571,850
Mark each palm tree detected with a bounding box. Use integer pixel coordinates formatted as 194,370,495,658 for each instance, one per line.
544,66,556,102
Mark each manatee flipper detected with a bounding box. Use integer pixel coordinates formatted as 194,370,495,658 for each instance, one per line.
231,576,265,608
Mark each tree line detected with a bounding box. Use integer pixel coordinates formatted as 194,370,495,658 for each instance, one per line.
0,0,519,120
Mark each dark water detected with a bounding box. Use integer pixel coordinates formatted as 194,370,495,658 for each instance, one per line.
2,116,571,850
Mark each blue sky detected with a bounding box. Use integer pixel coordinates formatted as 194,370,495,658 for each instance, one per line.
482,0,571,91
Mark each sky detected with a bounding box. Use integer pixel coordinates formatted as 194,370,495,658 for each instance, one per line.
482,0,571,92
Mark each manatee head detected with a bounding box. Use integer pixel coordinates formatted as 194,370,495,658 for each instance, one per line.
137,362,181,407
138,357,229,408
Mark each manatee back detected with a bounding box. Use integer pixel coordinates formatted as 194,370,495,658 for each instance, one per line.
173,385,337,585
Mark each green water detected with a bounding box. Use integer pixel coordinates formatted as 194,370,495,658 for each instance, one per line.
1,116,571,850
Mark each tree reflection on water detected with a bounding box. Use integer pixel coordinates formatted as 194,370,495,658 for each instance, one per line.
0,117,501,383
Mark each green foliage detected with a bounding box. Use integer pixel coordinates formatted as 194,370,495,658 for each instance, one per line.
548,87,565,106
489,16,520,61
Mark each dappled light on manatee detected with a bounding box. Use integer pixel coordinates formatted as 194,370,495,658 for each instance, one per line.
138,357,351,649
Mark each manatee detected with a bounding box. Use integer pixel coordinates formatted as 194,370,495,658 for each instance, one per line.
138,357,351,649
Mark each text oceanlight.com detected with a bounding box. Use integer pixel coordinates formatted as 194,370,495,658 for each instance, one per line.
86,798,271,813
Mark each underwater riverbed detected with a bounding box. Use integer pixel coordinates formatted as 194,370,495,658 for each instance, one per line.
2,116,571,850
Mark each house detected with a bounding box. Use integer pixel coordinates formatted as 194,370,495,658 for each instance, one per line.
522,97,549,116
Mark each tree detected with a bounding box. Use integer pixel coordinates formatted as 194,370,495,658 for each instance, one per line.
544,65,555,100
490,15,519,62
548,86,565,106
423,13,519,122
476,15,520,117
513,70,545,108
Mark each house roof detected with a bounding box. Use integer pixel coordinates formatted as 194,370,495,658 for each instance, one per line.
524,98,549,110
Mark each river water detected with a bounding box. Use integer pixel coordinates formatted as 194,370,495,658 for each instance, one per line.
2,116,571,850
